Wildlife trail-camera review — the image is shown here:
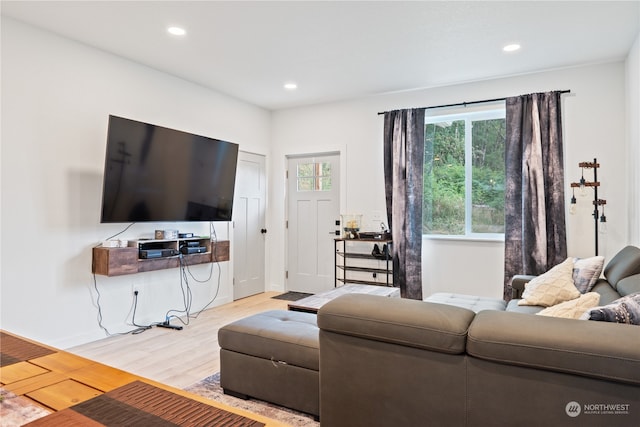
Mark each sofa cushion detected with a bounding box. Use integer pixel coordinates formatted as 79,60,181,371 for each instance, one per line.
518,258,580,307
581,291,640,325
536,292,600,319
467,310,640,385
604,245,640,288
424,293,506,312
572,256,604,293
318,294,474,355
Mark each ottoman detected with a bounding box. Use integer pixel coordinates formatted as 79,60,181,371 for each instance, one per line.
218,310,320,417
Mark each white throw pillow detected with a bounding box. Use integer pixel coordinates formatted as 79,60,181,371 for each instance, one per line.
572,256,605,293
536,292,600,319
518,258,580,307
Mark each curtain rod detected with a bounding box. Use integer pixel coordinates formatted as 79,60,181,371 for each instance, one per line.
377,90,571,115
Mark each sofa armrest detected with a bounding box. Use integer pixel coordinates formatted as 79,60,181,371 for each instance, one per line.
317,293,475,354
603,245,640,287
318,293,474,427
510,274,536,299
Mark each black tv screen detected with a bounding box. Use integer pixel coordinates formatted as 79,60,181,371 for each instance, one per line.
100,115,239,223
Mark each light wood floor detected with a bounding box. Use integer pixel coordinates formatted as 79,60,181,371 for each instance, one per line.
68,291,289,389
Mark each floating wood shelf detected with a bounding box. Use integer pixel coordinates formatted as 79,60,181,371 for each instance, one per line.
92,239,230,277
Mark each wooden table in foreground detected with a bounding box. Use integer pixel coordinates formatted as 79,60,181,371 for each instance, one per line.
288,284,400,314
0,330,288,427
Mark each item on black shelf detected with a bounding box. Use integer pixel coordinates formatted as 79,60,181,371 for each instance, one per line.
359,231,392,240
382,244,391,257
179,233,194,238
372,244,381,257
341,214,362,239
186,241,200,247
371,243,391,259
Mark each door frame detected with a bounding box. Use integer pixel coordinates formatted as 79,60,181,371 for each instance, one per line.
284,149,346,292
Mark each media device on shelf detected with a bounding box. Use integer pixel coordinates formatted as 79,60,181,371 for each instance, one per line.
179,246,207,255
139,248,180,259
100,115,239,223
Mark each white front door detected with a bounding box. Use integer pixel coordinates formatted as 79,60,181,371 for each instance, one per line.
233,151,266,300
287,153,340,294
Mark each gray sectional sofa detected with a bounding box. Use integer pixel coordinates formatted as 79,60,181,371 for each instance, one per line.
317,245,640,426
424,244,640,315
219,245,640,426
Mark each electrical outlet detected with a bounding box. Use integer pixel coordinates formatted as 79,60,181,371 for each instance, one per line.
132,283,140,296
370,210,385,230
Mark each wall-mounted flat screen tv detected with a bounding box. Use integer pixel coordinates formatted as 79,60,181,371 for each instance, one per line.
100,115,239,223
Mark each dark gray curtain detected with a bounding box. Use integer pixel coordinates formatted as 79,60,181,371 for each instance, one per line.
383,109,425,300
503,91,567,300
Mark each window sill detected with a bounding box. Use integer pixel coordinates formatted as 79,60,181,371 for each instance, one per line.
423,234,504,243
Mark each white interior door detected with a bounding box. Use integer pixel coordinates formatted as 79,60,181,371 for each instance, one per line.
233,151,266,300
287,153,340,294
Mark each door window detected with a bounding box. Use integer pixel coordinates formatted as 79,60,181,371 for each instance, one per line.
297,162,332,191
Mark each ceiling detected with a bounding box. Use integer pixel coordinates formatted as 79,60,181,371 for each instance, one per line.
2,1,639,110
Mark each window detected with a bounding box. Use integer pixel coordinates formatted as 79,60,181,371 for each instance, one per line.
296,162,332,191
423,109,505,237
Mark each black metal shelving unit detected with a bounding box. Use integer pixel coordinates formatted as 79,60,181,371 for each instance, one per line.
334,238,394,287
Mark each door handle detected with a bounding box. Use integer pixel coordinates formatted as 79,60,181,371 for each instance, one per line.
261,228,267,234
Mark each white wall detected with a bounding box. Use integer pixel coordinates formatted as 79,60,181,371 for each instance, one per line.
272,62,630,298
627,32,640,247
0,18,271,348
1,17,636,348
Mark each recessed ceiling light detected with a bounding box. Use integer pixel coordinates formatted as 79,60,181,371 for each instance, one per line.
168,26,186,36
503,43,521,52
284,82,298,90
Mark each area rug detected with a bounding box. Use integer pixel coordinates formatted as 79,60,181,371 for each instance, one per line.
0,388,52,426
0,332,55,367
185,373,319,427
23,380,265,427
271,292,313,301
